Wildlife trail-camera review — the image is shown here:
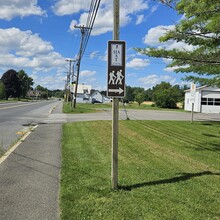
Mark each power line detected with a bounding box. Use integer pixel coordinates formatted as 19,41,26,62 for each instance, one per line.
72,0,101,108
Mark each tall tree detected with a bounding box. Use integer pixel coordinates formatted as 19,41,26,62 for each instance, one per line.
137,0,220,85
1,69,21,100
152,82,182,108
123,86,135,103
17,70,34,98
135,92,146,106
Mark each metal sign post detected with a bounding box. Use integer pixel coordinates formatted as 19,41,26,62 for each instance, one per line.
190,83,196,123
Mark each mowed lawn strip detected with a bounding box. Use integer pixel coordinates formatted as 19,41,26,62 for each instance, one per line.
60,121,220,220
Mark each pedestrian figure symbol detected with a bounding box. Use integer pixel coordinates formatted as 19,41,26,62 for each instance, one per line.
109,71,116,84
116,70,124,85
108,70,124,85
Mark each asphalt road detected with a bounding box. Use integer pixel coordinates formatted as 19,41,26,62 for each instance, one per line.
0,100,61,150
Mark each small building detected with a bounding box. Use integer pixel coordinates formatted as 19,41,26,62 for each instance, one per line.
90,90,112,104
90,90,103,103
27,89,42,99
184,85,220,113
70,84,112,104
70,84,92,103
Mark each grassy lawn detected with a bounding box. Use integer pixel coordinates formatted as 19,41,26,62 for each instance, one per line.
63,102,106,113
63,102,185,114
60,120,220,220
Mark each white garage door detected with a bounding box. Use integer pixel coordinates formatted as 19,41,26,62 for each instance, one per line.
201,91,220,113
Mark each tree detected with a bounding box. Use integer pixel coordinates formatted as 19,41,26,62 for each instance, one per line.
35,85,47,92
152,82,182,108
135,92,146,106
35,85,48,99
137,0,220,85
123,86,135,103
144,88,153,101
0,80,5,99
17,70,34,98
54,89,65,98
1,69,21,100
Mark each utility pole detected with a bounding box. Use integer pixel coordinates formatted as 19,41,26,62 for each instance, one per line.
111,0,120,190
65,59,75,104
73,25,90,108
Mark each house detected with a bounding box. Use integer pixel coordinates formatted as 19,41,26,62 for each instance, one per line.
70,84,112,104
70,84,92,103
27,89,42,99
90,90,112,104
90,90,103,103
184,85,220,113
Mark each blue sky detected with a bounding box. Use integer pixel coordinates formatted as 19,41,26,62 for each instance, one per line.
0,0,190,91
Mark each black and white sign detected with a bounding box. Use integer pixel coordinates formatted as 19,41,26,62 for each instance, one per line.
190,83,196,103
107,41,126,98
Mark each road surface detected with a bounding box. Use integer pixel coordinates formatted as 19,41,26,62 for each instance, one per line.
0,100,61,150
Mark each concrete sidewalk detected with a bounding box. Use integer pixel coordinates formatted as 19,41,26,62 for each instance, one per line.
0,106,62,219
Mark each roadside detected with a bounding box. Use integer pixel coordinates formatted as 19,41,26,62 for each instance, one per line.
0,102,62,220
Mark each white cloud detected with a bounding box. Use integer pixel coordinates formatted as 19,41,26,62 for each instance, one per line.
138,74,176,89
164,66,179,72
127,58,150,69
136,14,144,25
143,25,195,51
143,25,175,45
68,0,149,35
80,70,96,77
69,20,78,31
151,5,159,13
0,0,46,20
32,72,67,90
89,51,99,59
164,64,190,73
52,0,90,16
0,28,66,72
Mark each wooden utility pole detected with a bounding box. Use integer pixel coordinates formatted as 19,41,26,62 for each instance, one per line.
111,0,120,190
65,59,74,104
73,25,90,108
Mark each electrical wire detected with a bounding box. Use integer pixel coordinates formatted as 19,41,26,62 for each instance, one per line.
76,0,101,60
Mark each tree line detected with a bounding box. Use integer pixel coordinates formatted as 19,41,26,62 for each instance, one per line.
0,69,64,100
0,69,187,108
123,82,188,108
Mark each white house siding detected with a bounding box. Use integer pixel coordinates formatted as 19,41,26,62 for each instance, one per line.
184,86,220,113
90,91,103,103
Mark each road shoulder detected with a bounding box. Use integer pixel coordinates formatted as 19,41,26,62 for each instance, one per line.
0,123,62,220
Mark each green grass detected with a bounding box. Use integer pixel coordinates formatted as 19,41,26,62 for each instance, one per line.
63,102,103,113
60,120,220,220
63,102,185,114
